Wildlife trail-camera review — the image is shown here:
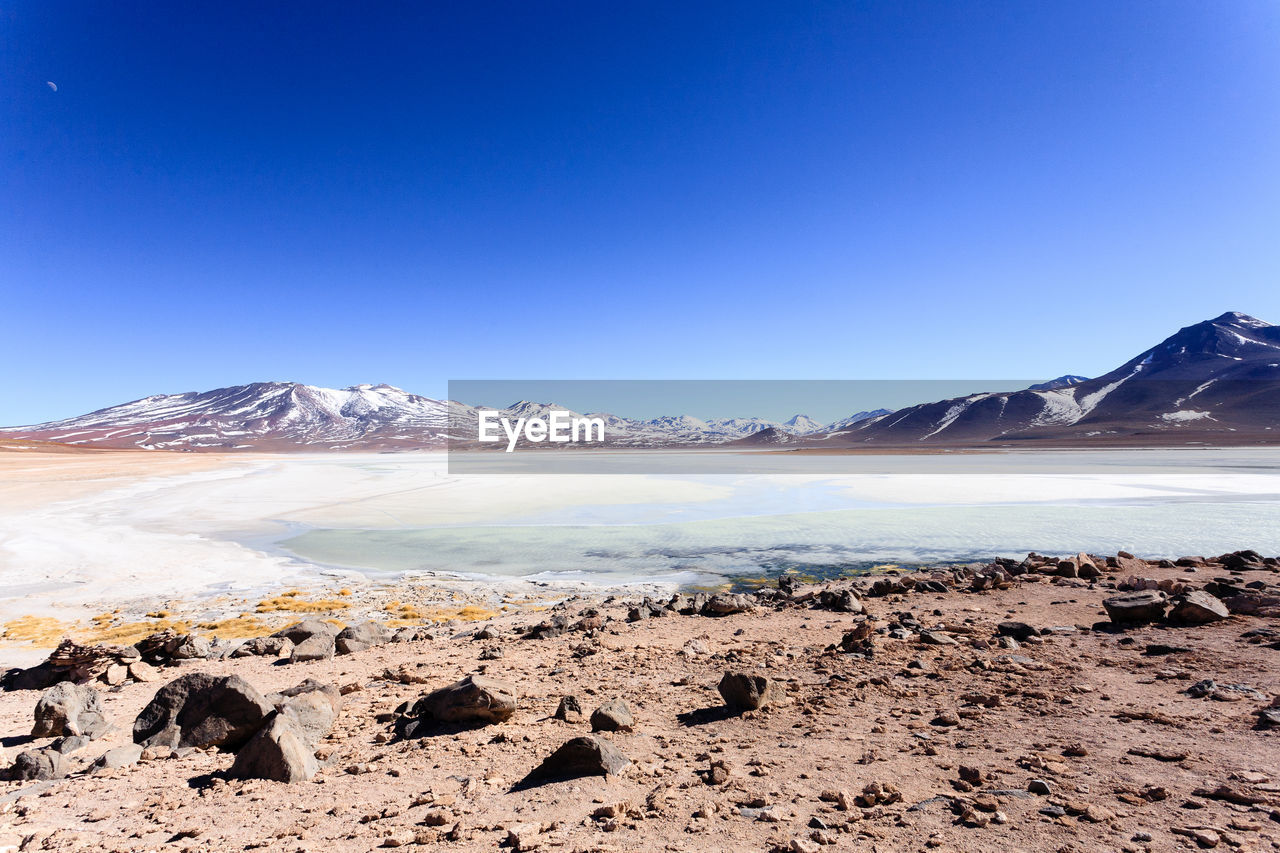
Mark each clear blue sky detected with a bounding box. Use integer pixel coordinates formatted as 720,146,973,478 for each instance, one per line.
3,1,1278,425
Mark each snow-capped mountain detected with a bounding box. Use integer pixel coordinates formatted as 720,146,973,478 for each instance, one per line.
619,413,839,443
831,312,1280,445
0,382,455,451
784,414,824,434
1027,375,1089,391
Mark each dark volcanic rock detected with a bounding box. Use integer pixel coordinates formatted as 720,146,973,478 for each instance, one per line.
1103,591,1168,625
718,671,775,712
172,634,212,660
520,735,630,785
2,661,62,692
397,674,517,736
50,734,90,755
627,598,667,622
817,589,863,614
335,621,391,655
868,578,908,597
289,633,336,663
91,743,143,772
230,636,294,658
1076,553,1103,579
2,748,66,781
997,621,1039,642
590,698,634,732
1168,590,1230,624
920,630,958,646
272,619,337,645
391,626,435,643
272,619,340,663
133,673,272,750
135,629,210,665
1220,591,1280,617
554,695,583,723
525,614,572,639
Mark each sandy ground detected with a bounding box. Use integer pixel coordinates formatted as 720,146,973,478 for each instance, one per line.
0,451,235,510
1,558,1279,853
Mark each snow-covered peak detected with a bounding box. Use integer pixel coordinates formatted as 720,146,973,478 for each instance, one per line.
1027,375,1089,391
499,400,580,419
821,409,893,433
783,414,823,434
1213,311,1269,329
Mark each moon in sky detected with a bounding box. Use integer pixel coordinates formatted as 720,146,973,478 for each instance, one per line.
46,81,57,91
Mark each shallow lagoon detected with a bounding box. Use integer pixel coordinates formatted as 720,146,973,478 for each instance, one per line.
279,449,1280,587
4,449,1279,622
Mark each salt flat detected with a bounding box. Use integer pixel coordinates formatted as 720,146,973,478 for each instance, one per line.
2,448,1279,661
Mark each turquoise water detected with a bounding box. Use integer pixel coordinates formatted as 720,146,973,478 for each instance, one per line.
281,497,1280,589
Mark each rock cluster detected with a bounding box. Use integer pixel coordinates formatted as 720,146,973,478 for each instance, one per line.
130,672,340,783
134,629,214,665
2,669,341,784
2,639,155,691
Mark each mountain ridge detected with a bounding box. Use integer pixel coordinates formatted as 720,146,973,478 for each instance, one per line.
4,312,1277,451
818,311,1280,446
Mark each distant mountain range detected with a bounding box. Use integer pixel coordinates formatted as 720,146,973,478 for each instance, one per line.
3,312,1277,451
0,383,452,451
0,384,883,451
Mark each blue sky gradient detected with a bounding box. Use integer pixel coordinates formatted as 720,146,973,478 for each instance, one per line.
3,1,1279,424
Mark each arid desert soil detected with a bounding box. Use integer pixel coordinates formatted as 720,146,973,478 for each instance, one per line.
2,554,1279,853
0,449,235,510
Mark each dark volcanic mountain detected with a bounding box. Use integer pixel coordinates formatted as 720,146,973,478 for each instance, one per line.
829,312,1280,446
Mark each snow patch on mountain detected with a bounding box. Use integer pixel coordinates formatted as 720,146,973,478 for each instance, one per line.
922,394,992,439
1161,410,1213,423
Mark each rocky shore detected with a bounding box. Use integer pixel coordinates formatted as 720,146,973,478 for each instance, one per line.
1,550,1279,852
